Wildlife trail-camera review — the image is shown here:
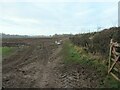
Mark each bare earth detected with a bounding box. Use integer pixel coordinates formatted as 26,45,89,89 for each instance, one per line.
2,38,102,88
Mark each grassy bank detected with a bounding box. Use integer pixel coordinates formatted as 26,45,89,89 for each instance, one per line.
0,47,15,57
61,40,120,88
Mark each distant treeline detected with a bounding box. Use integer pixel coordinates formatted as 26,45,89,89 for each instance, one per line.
1,33,30,38
70,27,120,57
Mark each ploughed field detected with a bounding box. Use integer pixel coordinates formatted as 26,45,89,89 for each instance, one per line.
2,38,61,88
2,38,119,88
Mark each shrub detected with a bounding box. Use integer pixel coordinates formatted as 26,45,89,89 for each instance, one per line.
70,27,120,58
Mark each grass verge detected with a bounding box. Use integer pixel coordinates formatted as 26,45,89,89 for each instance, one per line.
61,40,120,88
0,47,15,57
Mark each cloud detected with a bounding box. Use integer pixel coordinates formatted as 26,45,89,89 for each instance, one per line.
75,9,93,16
0,0,119,2
96,3,118,27
1,16,41,24
0,2,118,35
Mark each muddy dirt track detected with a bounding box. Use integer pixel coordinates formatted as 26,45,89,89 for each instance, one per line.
2,38,102,88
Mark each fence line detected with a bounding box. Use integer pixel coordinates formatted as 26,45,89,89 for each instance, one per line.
108,39,120,81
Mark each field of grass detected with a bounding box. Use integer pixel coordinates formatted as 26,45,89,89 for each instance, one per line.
0,47,15,57
61,40,120,88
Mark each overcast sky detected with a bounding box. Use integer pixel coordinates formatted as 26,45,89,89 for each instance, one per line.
0,0,119,35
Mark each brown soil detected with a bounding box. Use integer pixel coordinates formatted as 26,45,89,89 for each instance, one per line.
2,38,102,88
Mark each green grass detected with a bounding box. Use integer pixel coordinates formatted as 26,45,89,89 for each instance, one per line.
62,40,120,88
0,47,15,57
61,41,80,64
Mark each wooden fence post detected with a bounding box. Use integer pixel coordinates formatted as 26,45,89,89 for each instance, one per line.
108,39,120,82
108,39,113,72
